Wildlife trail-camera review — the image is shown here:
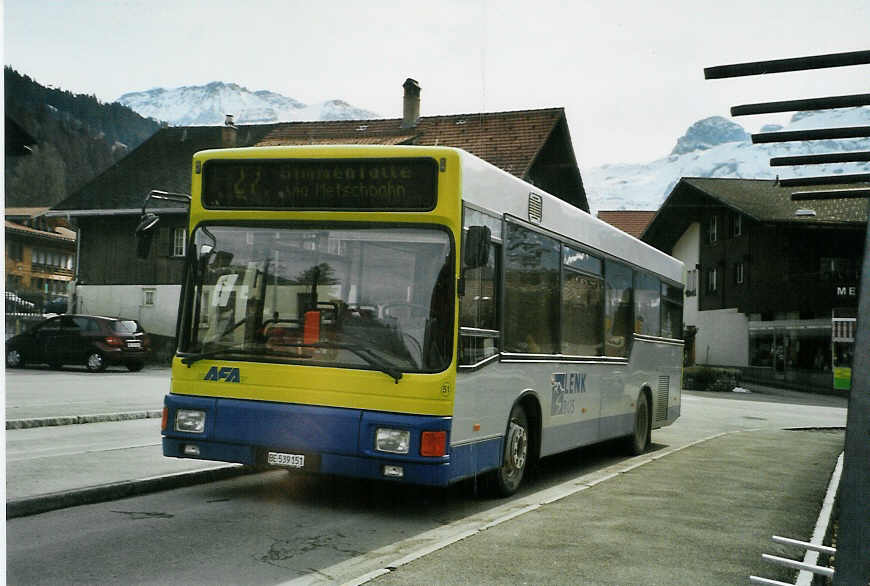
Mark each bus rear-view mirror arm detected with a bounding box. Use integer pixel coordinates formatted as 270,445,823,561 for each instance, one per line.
134,189,191,259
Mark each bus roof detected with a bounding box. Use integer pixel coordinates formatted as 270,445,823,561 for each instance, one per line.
191,145,683,284
457,148,684,284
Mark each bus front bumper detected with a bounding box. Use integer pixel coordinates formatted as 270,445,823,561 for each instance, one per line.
162,394,455,486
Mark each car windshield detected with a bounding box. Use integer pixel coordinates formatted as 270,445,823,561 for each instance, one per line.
180,225,454,374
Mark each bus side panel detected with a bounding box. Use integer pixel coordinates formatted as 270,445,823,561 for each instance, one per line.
453,347,682,472
454,360,606,462
628,339,683,430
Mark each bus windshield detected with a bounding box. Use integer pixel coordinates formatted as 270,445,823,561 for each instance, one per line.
180,225,454,375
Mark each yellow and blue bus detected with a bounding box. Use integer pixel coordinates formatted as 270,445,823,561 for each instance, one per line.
143,145,684,496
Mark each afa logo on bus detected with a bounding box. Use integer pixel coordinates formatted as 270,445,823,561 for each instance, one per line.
203,366,241,383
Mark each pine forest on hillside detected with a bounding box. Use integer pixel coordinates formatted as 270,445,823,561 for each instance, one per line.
4,67,163,207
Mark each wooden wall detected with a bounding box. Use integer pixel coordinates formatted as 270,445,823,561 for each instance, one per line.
77,214,187,286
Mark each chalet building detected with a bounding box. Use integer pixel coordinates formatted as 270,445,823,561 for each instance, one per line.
47,79,588,358
5,208,77,335
642,177,866,391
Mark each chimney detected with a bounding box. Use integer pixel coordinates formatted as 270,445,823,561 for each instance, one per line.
401,78,420,129
222,114,237,147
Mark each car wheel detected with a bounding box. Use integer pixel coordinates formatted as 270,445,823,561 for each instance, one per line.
625,391,651,456
126,361,145,372
49,362,63,370
6,349,24,369
483,403,529,498
86,351,107,372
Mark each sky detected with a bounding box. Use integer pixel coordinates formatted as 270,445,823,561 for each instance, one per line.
3,0,869,168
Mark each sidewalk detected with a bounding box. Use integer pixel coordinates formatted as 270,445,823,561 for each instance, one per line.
362,429,844,586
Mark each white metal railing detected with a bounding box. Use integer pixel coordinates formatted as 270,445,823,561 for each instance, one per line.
750,536,836,585
749,452,843,585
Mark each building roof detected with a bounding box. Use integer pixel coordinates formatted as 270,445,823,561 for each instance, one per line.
5,220,76,243
51,107,587,213
642,177,868,251
257,108,566,178
596,210,656,238
5,207,50,220
681,177,868,224
51,124,280,213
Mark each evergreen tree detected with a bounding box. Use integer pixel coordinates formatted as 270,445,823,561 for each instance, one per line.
4,66,163,206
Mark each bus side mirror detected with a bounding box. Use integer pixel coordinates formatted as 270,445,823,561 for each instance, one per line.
463,225,491,269
135,212,160,259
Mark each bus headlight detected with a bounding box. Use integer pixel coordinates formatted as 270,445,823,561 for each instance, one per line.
175,409,206,433
375,428,410,454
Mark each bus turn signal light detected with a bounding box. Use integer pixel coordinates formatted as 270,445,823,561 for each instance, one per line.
420,431,447,457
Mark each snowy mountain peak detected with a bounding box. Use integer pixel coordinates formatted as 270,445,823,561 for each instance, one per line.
116,82,379,126
670,116,749,156
585,107,870,214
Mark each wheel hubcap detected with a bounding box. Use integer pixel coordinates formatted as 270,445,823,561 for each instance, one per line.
7,350,21,367
88,354,103,370
506,421,528,476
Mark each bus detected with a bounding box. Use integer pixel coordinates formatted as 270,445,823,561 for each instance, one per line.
138,145,684,497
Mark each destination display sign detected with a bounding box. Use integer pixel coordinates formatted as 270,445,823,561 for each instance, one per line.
202,158,438,211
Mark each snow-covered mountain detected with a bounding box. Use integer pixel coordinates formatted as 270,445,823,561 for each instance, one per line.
117,81,379,126
584,107,870,213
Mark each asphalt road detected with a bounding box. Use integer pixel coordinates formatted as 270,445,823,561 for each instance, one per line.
5,374,847,585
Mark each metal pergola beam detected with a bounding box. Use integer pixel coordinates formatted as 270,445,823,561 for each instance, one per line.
752,126,870,143
779,173,870,187
791,188,870,201
770,152,870,166
704,50,870,79
705,48,870,586
731,94,870,116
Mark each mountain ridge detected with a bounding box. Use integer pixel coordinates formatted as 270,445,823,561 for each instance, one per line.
117,81,379,126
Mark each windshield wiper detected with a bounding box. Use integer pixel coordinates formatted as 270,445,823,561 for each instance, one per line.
284,341,403,383
181,347,248,367
341,343,404,384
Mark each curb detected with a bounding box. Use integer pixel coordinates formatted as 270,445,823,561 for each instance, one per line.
6,409,163,430
6,464,251,519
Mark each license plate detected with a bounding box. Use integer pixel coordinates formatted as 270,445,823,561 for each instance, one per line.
267,451,305,468
126,341,142,348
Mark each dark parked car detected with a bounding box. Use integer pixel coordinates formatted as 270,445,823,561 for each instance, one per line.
5,314,150,372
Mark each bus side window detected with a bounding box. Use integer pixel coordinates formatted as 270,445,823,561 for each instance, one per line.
459,234,500,365
604,260,633,357
634,272,661,336
561,245,604,356
661,282,684,339
504,222,560,355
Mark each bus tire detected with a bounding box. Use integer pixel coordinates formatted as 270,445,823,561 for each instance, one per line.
625,391,650,456
484,404,529,497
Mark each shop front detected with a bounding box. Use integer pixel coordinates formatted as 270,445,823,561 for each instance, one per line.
747,319,837,390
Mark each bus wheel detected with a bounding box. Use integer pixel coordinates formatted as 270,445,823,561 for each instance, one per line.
485,404,529,497
626,391,650,456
